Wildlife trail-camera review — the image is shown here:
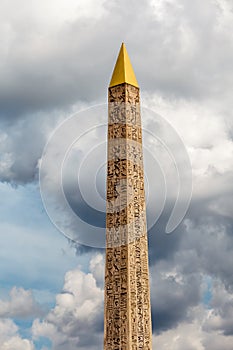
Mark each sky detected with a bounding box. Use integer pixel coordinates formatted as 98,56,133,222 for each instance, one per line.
0,0,233,349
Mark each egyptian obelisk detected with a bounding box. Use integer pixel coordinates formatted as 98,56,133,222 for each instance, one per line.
104,43,152,349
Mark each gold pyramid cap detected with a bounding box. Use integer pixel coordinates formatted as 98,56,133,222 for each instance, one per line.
109,43,139,88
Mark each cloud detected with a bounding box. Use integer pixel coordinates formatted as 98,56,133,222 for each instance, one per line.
0,117,47,184
0,319,35,350
153,316,205,350
89,253,104,288
150,259,201,332
153,302,233,350
0,287,44,319
32,255,104,350
31,252,233,349
1,0,233,348
203,280,233,336
0,0,233,119
0,0,107,118
145,197,233,333
0,250,232,349
0,0,232,191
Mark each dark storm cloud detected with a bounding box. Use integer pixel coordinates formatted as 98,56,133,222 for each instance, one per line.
0,118,44,184
181,210,233,291
148,205,233,333
0,111,61,184
1,0,233,120
148,208,186,262
130,182,233,333
151,267,201,332
64,185,106,228
1,0,233,185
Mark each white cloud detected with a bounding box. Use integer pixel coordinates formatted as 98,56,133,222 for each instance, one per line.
32,256,104,349
0,287,43,319
153,319,205,350
89,253,104,287
142,93,233,207
0,319,35,350
153,302,233,350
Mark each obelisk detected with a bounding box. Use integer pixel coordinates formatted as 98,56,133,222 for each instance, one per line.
104,43,152,349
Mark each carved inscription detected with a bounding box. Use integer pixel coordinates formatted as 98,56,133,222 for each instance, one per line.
104,83,152,349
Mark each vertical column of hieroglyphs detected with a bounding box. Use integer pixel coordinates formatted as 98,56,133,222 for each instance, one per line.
125,84,152,350
105,83,129,350
104,81,152,349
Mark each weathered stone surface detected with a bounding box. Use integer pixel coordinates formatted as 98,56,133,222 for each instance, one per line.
104,83,152,349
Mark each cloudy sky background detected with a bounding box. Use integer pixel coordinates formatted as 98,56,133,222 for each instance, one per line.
0,0,233,349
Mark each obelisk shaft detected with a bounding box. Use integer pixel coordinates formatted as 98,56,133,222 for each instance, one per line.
104,44,152,350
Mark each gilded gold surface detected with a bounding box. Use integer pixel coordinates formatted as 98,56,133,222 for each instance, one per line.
109,43,139,88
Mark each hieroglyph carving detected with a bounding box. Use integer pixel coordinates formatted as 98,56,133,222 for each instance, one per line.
104,83,152,349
